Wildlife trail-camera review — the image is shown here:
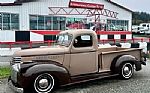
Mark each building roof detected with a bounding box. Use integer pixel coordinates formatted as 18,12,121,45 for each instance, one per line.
0,0,132,12
106,0,132,12
15,0,36,3
0,3,20,6
0,0,35,6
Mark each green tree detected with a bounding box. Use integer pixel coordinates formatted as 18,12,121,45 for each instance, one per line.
132,12,150,25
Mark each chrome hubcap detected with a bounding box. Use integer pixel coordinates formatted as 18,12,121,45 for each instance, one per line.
124,66,130,75
122,63,133,78
34,73,54,93
39,79,49,89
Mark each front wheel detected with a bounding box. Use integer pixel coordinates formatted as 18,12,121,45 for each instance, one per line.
33,73,55,93
119,62,134,79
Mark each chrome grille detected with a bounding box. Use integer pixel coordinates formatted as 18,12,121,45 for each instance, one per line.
13,57,22,63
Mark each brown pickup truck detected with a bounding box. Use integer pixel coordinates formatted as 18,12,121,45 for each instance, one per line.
8,29,146,93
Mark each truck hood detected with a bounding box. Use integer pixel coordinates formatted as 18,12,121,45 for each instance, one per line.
13,46,69,57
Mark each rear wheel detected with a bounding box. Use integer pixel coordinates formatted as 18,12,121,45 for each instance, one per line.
119,62,134,79
33,73,55,93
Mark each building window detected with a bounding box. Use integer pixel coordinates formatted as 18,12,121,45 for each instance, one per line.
11,14,19,30
30,15,66,30
60,17,66,30
53,17,59,30
107,19,129,31
45,16,52,30
30,15,38,30
0,13,19,30
66,18,87,30
3,13,10,30
38,16,45,30
0,13,2,30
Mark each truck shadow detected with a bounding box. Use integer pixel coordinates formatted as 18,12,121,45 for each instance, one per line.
54,63,149,93
54,76,123,93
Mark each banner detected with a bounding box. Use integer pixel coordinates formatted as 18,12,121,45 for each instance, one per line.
69,0,104,10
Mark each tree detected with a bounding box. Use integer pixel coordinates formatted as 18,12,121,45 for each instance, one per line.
132,12,150,25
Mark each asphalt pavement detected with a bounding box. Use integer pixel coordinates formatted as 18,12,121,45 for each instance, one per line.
1,61,150,93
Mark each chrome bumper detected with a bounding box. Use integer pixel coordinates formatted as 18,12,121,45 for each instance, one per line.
141,61,146,65
8,79,23,93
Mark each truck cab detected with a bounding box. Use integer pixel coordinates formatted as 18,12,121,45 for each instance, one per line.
9,29,146,93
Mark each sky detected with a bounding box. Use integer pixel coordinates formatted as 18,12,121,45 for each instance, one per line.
0,0,14,3
113,0,150,13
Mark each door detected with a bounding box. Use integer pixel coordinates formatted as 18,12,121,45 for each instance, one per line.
69,34,98,76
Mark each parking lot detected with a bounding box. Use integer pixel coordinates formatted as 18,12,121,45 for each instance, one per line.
0,60,149,93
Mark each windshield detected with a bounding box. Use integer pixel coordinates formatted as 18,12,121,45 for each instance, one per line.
56,33,72,47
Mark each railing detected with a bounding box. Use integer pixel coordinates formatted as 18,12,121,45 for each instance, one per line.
0,40,55,49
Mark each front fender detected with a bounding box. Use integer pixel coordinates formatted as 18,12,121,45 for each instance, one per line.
18,62,71,89
110,55,142,73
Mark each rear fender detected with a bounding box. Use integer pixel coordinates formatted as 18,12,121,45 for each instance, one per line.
110,55,142,73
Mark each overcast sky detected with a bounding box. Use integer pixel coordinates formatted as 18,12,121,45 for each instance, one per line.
113,0,150,13
0,0,14,3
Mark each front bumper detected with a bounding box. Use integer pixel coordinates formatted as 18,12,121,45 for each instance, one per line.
135,60,146,71
8,77,24,93
9,63,24,93
141,61,146,65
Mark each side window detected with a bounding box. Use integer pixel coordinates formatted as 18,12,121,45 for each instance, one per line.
73,35,93,48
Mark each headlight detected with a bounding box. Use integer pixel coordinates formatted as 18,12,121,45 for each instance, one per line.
17,63,21,70
12,63,21,72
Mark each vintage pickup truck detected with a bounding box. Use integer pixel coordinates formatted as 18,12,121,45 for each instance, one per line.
8,29,146,93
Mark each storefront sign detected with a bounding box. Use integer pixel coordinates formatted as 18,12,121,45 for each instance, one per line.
69,0,104,10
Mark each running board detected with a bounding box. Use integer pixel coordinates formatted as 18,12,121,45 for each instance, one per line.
62,72,118,87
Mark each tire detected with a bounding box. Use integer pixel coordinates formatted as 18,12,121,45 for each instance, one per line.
119,62,134,79
33,73,55,93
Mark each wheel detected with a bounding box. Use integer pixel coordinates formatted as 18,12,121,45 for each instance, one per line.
33,73,55,93
119,62,134,79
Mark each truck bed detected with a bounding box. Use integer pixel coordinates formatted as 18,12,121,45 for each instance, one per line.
98,46,130,53
98,46,142,71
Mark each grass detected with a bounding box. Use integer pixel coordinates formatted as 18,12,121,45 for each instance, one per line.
0,67,11,79
147,54,150,58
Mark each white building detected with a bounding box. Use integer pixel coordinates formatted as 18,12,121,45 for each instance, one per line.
0,0,132,42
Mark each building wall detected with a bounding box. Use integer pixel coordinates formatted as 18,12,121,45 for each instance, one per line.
98,0,132,31
0,0,132,31
0,0,132,42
